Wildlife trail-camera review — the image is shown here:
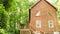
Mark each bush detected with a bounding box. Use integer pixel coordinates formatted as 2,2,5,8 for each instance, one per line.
0,4,8,29
0,29,6,34
15,30,20,34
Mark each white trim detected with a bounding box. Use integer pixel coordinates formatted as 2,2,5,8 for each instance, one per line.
48,20,54,28
36,20,41,28
54,32,59,34
34,31,40,34
36,11,40,16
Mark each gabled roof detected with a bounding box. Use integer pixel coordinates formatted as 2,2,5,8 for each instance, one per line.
30,0,57,11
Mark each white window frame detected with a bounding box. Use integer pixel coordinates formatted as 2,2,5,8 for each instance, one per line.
36,11,40,16
34,31,40,34
36,20,41,28
36,32,40,34
54,32,59,34
48,20,54,28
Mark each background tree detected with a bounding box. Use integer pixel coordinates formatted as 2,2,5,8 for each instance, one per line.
0,0,60,34
0,4,8,29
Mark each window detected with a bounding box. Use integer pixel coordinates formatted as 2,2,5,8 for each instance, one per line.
34,31,40,34
48,12,52,16
36,11,40,16
48,20,54,28
36,20,41,28
37,32,40,34
54,32,59,34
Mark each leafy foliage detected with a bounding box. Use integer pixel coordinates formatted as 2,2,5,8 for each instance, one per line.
0,0,4,4
0,4,8,29
3,0,14,10
0,0,60,34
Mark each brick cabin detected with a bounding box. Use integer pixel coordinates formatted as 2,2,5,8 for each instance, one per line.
29,0,59,34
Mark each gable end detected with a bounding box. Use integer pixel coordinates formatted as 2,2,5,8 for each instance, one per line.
30,0,41,9
30,0,57,11
45,0,57,11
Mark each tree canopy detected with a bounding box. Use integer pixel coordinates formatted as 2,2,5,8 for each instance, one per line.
0,0,60,34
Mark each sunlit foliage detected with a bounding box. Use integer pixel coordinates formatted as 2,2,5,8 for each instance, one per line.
0,0,60,34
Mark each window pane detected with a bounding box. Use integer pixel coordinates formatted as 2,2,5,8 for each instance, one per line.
36,11,40,16
36,20,41,28
34,31,40,34
48,20,54,28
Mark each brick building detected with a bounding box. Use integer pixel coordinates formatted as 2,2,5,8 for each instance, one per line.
29,0,59,34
